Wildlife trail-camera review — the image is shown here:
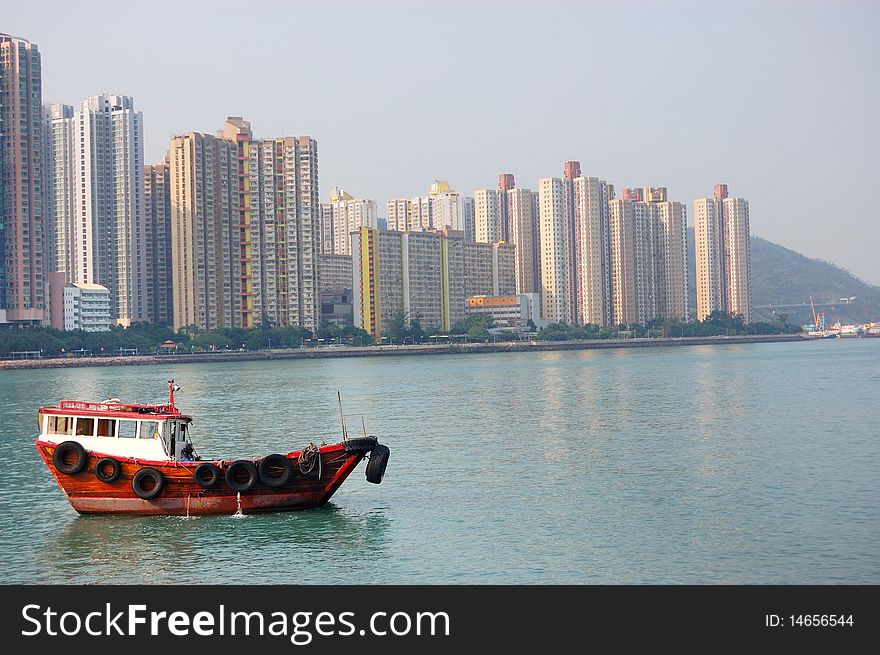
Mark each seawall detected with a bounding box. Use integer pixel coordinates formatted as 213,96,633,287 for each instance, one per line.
0,334,807,371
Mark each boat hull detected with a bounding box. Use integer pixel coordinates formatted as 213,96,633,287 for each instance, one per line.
36,440,366,516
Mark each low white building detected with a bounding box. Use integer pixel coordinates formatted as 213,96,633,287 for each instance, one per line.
63,283,112,332
465,292,543,329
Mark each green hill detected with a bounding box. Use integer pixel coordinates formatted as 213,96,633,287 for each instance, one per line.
686,228,880,325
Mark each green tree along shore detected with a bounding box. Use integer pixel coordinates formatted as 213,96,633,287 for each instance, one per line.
0,311,799,358
379,308,799,344
0,322,372,358
533,311,801,341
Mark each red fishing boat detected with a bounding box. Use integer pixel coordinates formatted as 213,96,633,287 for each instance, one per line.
35,381,390,515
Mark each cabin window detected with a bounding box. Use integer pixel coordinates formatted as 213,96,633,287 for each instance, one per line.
96,418,116,437
47,415,74,435
75,417,95,437
168,421,179,445
141,420,160,439
118,420,138,438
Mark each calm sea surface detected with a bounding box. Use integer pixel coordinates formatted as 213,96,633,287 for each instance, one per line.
1,339,877,584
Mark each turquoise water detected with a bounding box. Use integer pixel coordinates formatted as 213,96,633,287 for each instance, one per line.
1,339,878,584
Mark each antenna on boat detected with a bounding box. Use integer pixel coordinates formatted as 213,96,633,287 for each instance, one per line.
337,390,349,442
168,379,180,408
361,414,368,438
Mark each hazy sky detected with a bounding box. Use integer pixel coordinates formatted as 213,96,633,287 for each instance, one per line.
5,0,879,284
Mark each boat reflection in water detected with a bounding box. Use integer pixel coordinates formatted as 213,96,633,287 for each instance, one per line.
40,504,392,584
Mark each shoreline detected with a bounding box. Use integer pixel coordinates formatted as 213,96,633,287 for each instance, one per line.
0,334,808,371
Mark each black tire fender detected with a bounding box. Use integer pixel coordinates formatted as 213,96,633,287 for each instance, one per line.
194,462,221,488
131,467,165,500
344,436,378,453
258,454,293,488
225,460,258,493
94,457,121,483
365,444,390,484
53,440,87,476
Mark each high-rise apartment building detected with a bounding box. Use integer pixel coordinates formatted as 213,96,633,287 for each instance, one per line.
351,228,381,339
649,193,689,321
351,226,513,341
462,196,475,242
507,188,540,294
632,200,659,324
721,195,751,323
43,104,75,278
609,190,690,326
562,161,581,318
386,198,410,232
386,181,469,235
539,162,690,328
694,184,751,322
415,196,432,231
79,94,147,324
351,227,466,340
538,177,573,323
217,116,253,328
320,203,334,256
694,186,726,322
320,187,377,256
428,180,466,232
694,196,722,322
405,231,451,330
144,161,173,326
173,118,322,332
498,173,515,242
573,176,611,326
463,241,492,298
44,94,148,325
462,241,514,298
233,119,266,330
386,196,431,232
608,199,638,325
474,188,503,243
318,253,353,293
493,242,516,296
608,197,660,325
241,133,321,332
168,132,240,331
1,34,45,324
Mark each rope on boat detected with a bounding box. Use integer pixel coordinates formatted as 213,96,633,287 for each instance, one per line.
298,444,322,480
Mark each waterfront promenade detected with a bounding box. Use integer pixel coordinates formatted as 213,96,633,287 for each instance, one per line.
0,334,805,371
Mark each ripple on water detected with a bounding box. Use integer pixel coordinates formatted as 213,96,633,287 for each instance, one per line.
1,340,878,583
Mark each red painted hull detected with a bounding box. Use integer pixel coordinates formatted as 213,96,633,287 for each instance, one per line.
36,440,366,515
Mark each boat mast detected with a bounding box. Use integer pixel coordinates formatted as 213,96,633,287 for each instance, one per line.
337,390,349,441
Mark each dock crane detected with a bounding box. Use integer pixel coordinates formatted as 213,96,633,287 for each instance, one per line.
809,296,827,334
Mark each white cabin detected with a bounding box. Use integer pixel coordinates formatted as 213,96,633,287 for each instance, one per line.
38,400,197,462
